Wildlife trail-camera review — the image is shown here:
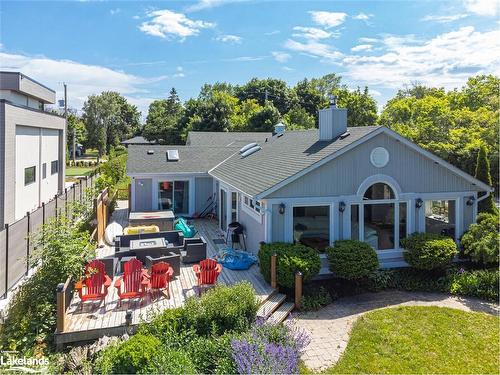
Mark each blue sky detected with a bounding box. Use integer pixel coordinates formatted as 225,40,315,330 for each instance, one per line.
1,0,498,116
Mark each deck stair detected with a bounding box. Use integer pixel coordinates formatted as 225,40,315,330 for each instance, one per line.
257,291,286,319
267,302,295,324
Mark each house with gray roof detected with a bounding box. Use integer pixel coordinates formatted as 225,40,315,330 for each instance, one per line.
127,101,492,267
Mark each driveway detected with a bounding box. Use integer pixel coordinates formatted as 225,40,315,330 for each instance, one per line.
296,290,499,371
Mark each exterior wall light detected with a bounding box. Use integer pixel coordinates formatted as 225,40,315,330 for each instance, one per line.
466,196,475,206
415,198,423,209
339,201,346,212
279,203,285,215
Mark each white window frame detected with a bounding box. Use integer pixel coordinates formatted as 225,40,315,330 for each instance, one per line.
241,194,263,223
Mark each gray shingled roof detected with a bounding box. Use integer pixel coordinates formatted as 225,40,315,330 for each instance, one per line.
121,136,156,145
127,145,237,174
209,126,381,197
186,131,272,146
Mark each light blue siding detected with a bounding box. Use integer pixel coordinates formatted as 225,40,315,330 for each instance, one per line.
238,200,265,254
271,204,285,242
267,133,479,198
195,176,214,214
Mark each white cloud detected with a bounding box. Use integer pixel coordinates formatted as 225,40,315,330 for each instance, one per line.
282,66,294,71
271,51,291,63
132,15,141,20
421,14,467,23
292,26,334,40
139,9,215,40
186,0,247,12
353,13,373,21
309,11,347,28
110,8,120,16
463,0,499,16
351,44,373,52
0,51,167,115
264,30,281,36
222,56,266,62
173,66,185,78
343,26,500,90
215,34,242,43
284,39,343,62
359,37,379,43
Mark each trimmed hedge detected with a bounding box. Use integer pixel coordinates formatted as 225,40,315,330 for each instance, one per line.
326,240,379,279
259,243,321,288
402,233,458,270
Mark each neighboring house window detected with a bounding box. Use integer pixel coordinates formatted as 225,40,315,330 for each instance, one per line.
158,180,189,214
42,163,47,179
51,160,59,175
24,166,36,185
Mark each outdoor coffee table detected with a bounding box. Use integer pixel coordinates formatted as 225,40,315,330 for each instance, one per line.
130,238,168,262
129,211,175,231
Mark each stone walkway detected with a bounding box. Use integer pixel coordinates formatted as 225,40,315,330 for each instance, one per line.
296,291,499,371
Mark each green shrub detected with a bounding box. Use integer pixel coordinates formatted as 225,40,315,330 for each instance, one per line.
326,240,379,279
402,233,458,270
183,281,259,336
148,349,197,375
449,269,499,301
95,334,162,374
300,286,333,311
259,243,321,288
187,334,236,374
461,213,499,264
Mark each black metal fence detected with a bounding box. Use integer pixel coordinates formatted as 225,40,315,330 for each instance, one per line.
0,174,97,298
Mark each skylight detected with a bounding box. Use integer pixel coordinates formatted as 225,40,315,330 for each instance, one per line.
167,149,179,161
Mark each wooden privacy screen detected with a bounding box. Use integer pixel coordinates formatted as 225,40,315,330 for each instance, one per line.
95,188,109,244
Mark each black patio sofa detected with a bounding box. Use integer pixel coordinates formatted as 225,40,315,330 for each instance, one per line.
114,230,185,253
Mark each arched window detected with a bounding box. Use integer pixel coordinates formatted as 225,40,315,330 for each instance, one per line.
363,183,395,200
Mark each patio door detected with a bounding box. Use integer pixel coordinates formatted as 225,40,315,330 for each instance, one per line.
220,188,227,231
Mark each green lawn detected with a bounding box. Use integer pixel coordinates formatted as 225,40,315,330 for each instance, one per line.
66,166,95,177
323,306,499,374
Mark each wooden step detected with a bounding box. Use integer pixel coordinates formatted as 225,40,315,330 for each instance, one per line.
256,292,286,319
267,302,295,324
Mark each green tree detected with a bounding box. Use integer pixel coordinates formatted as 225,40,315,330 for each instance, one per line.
294,78,328,119
475,145,498,215
66,113,87,148
336,87,378,127
143,88,185,144
247,102,280,132
82,92,140,158
283,105,316,130
236,78,297,115
189,91,238,132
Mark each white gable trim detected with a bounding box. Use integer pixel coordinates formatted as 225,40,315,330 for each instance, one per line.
255,127,492,199
356,174,403,199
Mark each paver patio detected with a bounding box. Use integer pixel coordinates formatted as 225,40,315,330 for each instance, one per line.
296,290,499,371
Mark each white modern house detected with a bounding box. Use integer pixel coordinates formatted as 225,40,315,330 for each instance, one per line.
0,72,66,227
127,100,492,267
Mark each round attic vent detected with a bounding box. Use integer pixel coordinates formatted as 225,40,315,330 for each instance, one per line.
370,147,389,168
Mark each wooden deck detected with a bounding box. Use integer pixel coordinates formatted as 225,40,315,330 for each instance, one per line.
55,202,275,346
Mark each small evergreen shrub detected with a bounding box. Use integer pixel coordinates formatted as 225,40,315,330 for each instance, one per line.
183,281,259,335
326,240,379,279
461,213,499,264
187,334,236,374
149,349,197,375
402,233,458,270
259,243,321,288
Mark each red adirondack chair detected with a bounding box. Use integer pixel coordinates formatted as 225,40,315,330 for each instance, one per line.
193,259,222,293
75,260,112,310
114,258,150,306
144,262,174,299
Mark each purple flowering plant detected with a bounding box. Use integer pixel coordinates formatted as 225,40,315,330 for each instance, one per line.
231,317,310,374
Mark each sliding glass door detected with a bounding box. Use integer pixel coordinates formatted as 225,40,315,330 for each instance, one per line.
158,180,189,214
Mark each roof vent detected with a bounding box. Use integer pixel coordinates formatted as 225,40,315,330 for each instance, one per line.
339,131,350,140
241,145,261,158
147,150,154,155
239,142,258,154
167,149,179,161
